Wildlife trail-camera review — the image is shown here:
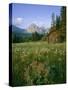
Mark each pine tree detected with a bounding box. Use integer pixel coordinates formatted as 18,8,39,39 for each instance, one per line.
60,6,66,41
56,15,61,31
32,31,40,41
51,13,56,27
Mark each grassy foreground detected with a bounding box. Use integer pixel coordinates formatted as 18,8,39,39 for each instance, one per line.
12,42,66,86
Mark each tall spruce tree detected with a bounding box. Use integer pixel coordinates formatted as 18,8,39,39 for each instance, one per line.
60,6,66,41
51,13,56,27
56,15,61,31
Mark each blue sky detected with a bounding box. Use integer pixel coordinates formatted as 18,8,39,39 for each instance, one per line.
12,3,61,29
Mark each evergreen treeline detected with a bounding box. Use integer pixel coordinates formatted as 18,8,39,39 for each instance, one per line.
50,6,66,42
12,31,44,43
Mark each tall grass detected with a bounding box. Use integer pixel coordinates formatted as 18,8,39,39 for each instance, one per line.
12,42,66,86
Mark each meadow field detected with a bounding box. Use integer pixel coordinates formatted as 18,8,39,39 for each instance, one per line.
12,42,66,86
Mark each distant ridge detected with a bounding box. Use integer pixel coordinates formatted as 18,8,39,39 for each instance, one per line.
9,25,32,38
9,25,26,34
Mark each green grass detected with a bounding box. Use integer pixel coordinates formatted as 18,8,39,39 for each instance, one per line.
12,41,66,86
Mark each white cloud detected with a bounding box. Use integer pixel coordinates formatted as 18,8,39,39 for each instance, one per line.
15,17,23,26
